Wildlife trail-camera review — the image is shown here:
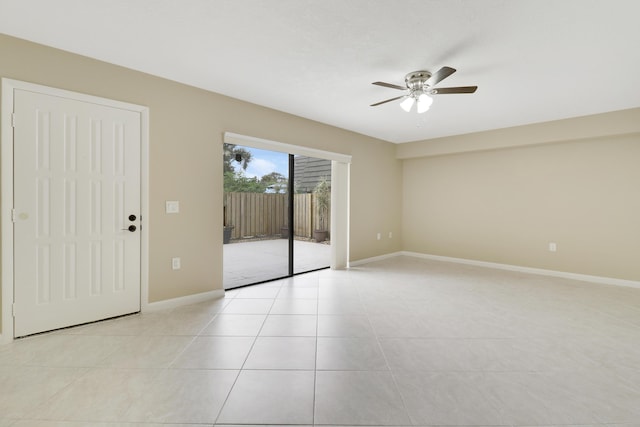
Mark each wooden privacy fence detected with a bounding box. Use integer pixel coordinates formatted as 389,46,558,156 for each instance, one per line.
224,192,331,240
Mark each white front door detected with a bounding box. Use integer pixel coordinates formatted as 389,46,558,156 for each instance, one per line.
13,89,141,337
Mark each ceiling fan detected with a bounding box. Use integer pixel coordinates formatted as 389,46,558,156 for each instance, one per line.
370,66,477,113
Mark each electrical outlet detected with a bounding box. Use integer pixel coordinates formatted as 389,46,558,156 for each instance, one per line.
388,232,393,239
376,233,381,240
172,257,181,270
548,242,557,252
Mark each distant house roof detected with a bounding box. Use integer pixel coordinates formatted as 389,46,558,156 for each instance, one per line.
294,156,331,193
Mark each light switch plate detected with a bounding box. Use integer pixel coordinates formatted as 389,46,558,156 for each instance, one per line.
166,201,179,214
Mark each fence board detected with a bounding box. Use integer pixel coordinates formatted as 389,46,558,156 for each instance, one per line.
224,192,330,240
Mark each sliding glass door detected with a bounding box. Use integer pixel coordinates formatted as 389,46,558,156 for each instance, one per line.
223,144,331,289
293,155,331,274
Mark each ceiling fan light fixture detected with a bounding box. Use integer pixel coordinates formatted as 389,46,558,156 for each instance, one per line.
400,96,415,112
371,66,477,113
416,93,433,114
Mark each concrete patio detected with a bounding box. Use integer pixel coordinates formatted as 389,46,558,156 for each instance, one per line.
223,239,331,289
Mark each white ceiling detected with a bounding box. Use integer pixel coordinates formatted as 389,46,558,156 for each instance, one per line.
1,0,639,143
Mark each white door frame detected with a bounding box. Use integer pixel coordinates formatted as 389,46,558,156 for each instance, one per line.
1,79,150,343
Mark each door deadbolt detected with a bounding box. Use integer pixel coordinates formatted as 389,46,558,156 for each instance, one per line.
128,214,137,221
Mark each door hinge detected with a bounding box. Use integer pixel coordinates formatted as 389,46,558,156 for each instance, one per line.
12,303,16,316
11,209,16,223
11,113,16,127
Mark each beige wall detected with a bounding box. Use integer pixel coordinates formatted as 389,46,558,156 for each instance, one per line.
396,108,640,159
401,117,640,281
0,34,403,334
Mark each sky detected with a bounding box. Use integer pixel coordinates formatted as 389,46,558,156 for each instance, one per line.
242,147,289,179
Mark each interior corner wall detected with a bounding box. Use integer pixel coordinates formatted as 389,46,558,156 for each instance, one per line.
0,33,403,334
348,140,403,261
401,130,640,281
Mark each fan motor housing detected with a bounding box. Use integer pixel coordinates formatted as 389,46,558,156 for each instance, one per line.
405,71,432,90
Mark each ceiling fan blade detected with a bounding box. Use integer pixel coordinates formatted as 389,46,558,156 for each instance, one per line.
425,66,456,87
370,95,405,107
372,81,407,91
431,86,478,94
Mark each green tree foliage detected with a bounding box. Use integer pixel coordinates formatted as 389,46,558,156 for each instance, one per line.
223,143,262,193
224,171,265,193
223,144,289,194
314,178,330,231
223,144,253,173
260,172,288,193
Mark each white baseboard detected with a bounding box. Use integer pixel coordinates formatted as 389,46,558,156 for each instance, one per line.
399,251,640,289
350,251,640,289
349,252,403,267
143,289,225,312
0,290,225,345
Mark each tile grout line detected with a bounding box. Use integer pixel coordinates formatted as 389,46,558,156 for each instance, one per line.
312,276,320,426
213,287,279,425
365,283,415,427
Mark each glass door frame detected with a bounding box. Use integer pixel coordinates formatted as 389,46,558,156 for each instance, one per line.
223,132,350,288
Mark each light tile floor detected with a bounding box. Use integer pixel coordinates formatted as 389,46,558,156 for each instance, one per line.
2,255,640,426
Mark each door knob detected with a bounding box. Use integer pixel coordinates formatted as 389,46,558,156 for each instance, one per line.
122,225,137,232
